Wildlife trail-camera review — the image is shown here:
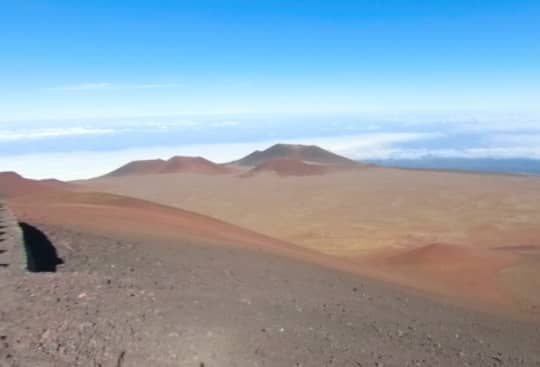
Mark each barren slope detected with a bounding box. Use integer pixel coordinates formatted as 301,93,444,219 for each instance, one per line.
87,168,540,255
0,171,67,197
85,167,540,310
106,158,166,176
2,196,540,366
365,244,519,306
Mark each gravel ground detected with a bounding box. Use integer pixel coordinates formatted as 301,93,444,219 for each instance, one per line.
1,207,539,366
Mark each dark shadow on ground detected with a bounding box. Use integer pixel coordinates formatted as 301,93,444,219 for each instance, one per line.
18,222,63,272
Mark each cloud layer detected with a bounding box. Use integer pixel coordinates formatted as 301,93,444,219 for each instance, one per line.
0,127,115,141
1,116,540,179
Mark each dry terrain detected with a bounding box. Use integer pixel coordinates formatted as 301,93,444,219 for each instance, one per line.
86,162,540,311
1,184,540,366
2,144,540,365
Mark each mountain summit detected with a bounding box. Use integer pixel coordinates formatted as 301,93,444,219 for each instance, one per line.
232,143,357,167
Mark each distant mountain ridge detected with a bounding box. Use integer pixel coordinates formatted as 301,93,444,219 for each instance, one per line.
0,171,72,198
231,143,357,167
102,143,360,178
367,158,540,176
105,156,230,177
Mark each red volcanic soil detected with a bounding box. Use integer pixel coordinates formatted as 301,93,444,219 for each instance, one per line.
6,176,537,316
242,158,336,177
10,188,522,312
9,190,327,263
105,156,229,177
5,186,397,290
0,171,66,198
0,170,354,272
373,243,519,306
5,167,534,312
5,197,540,366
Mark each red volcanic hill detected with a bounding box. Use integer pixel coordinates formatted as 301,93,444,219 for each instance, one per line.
380,243,519,305
105,156,229,177
0,172,68,198
160,156,230,174
242,158,335,177
10,189,328,265
106,159,166,176
231,143,358,167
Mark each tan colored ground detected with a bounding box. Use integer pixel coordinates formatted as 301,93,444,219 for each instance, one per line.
3,151,540,364
4,166,540,313
6,187,368,288
86,167,540,255
84,167,540,311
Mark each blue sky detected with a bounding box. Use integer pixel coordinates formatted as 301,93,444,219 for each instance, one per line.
1,0,539,119
0,1,539,178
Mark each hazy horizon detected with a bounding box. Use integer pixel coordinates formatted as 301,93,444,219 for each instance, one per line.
1,113,540,179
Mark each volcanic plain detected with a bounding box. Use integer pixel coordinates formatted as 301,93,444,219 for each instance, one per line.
1,144,540,366
85,144,540,313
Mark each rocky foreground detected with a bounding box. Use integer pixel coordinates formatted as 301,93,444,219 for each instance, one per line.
1,203,539,366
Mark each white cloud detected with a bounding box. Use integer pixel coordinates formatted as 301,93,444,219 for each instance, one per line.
0,127,115,141
141,120,199,129
3,129,540,180
487,133,540,147
210,121,240,127
293,133,439,158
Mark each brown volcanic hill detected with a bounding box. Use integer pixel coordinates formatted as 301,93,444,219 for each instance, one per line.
160,156,230,175
9,190,327,262
243,158,335,177
0,171,66,198
105,156,229,177
39,178,77,190
105,159,166,176
232,143,358,167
